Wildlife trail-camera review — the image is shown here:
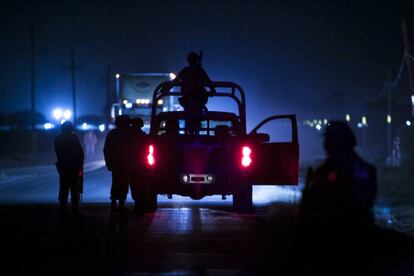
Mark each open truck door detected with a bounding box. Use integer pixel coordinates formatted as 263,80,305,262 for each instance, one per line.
249,115,299,185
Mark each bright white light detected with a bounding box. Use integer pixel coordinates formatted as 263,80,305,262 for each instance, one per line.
144,99,150,105
252,185,302,205
169,73,176,80
357,123,362,128
52,108,63,120
387,114,392,124
136,99,141,104
323,119,328,125
411,95,414,105
123,99,128,105
82,122,88,130
346,114,351,122
362,116,367,125
60,119,66,124
157,99,164,105
63,109,72,120
99,124,105,132
43,123,54,130
406,120,412,127
116,73,120,79
316,124,322,131
125,103,132,108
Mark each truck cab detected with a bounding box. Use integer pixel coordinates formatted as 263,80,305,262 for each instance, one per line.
111,73,179,132
138,81,299,212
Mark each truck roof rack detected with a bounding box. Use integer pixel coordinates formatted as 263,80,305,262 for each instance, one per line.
151,81,247,133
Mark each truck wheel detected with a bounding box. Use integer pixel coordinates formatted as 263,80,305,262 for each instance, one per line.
233,181,253,213
144,192,158,212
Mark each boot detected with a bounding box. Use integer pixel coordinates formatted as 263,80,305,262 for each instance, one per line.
59,202,67,214
119,200,127,213
110,200,117,213
72,201,84,215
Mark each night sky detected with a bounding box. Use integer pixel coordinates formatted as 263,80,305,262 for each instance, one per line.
0,0,412,126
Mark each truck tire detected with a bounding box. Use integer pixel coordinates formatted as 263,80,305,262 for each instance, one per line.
144,191,158,212
134,188,157,213
233,181,253,213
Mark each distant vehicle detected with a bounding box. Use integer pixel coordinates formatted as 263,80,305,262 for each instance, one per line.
111,73,180,131
137,81,299,212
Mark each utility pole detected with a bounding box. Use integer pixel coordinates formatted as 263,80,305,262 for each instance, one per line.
106,65,112,126
29,24,39,153
402,19,414,116
71,48,77,131
386,75,392,163
30,24,36,129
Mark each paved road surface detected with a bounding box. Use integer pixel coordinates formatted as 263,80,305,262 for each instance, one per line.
0,166,413,275
0,164,302,205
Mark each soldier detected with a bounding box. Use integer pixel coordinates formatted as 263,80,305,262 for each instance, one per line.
54,121,84,213
300,121,377,226
104,115,131,213
129,117,147,213
175,51,213,134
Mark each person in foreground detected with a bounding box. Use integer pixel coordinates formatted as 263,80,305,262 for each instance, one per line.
300,120,377,226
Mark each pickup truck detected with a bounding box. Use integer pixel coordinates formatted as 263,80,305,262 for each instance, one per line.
138,81,299,212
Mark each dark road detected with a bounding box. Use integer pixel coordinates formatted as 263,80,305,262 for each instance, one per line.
0,162,301,205
0,165,413,275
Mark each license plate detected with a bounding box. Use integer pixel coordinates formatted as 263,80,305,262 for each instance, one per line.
180,174,215,184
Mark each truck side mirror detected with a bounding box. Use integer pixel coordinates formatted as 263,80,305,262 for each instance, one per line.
251,133,269,142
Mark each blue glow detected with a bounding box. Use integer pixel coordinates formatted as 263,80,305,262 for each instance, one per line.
43,122,54,130
99,124,105,132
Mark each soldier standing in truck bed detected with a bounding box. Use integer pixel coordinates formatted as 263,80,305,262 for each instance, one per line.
54,121,84,213
175,51,213,134
104,115,132,213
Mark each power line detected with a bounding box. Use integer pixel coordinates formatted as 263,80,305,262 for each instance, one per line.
389,52,406,88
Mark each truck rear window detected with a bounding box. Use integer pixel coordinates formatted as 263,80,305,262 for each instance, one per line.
157,119,236,136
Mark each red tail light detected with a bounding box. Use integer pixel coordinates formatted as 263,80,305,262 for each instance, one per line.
147,145,155,166
241,146,252,167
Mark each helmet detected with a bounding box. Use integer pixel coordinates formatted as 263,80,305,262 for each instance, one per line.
187,51,200,66
324,120,356,153
61,121,74,134
131,117,144,128
115,115,130,129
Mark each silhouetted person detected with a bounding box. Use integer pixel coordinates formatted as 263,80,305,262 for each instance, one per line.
104,115,132,213
300,120,377,226
175,51,213,134
299,120,378,276
129,117,147,213
54,121,84,213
